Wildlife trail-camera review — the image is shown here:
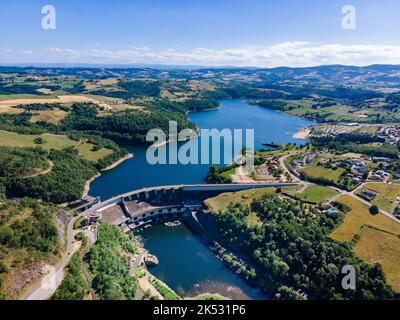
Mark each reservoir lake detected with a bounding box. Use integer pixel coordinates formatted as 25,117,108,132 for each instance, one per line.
89,99,314,299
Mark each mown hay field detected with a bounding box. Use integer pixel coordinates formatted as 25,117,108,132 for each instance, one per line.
354,226,400,292
0,130,112,162
330,195,400,242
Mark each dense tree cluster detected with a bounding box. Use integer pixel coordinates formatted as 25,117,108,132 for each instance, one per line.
212,196,397,300
149,277,180,300
63,81,86,94
248,99,287,111
206,165,233,184
89,80,161,99
3,148,97,203
313,87,383,100
88,222,137,300
311,134,399,159
16,103,68,111
60,101,196,145
0,146,49,179
51,249,90,300
0,198,59,260
0,83,43,95
0,198,60,299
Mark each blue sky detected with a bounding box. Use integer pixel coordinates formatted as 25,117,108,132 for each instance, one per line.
1,0,400,66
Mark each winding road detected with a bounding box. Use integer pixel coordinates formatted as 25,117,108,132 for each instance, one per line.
22,160,54,179
20,211,84,300
278,154,400,225
19,157,400,300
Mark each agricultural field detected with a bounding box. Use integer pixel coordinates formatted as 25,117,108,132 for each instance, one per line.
253,90,400,123
285,100,349,119
0,94,57,102
204,186,300,212
29,108,69,125
354,227,400,292
0,93,147,121
363,182,400,213
330,195,400,242
288,185,339,204
311,124,377,137
300,165,345,183
205,187,302,228
0,94,97,107
0,130,112,162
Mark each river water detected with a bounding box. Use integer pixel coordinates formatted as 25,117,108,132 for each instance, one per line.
89,99,314,299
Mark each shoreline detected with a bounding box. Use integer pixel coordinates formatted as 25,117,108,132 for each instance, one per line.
82,153,133,198
82,173,101,198
150,132,199,148
293,127,310,139
101,153,133,171
186,106,220,115
138,218,266,300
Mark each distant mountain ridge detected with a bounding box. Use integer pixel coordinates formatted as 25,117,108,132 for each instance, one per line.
2,64,400,90
2,63,400,71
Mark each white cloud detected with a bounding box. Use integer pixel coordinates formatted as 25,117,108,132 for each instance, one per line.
2,42,400,67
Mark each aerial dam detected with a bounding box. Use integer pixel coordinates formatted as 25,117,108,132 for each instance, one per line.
85,183,298,231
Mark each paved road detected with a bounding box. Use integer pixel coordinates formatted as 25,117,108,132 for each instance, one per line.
82,256,97,300
130,255,144,300
329,183,400,224
278,154,400,225
279,154,301,182
22,160,54,179
19,163,400,300
20,211,84,300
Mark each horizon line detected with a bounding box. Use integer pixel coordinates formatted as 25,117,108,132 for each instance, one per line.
1,62,399,70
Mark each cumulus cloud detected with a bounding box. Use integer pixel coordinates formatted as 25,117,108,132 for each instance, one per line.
2,42,400,67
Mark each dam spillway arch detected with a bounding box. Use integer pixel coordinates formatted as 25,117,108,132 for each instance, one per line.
87,183,298,230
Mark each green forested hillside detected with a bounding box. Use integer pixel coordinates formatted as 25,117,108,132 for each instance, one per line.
0,198,60,299
211,195,398,300
87,222,137,300
0,147,97,203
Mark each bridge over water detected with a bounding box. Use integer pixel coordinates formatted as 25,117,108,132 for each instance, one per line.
86,183,298,230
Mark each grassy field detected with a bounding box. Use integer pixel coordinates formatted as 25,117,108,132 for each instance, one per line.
283,100,364,121
330,195,400,242
365,183,400,199
290,185,339,204
244,212,262,228
205,188,277,212
0,93,147,120
219,167,236,181
0,94,57,101
0,130,112,162
373,196,393,213
75,143,112,162
29,109,69,125
354,227,400,292
300,165,345,183
362,183,400,212
279,98,400,123
204,186,299,212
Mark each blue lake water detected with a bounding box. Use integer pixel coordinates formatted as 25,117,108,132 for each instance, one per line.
139,224,267,300
89,99,314,299
89,99,314,199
